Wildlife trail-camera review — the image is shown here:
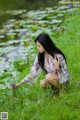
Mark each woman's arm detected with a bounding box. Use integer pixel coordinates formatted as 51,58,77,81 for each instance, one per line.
12,54,42,89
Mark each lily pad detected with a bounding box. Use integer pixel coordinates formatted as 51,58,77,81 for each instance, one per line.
7,33,17,40
51,19,62,24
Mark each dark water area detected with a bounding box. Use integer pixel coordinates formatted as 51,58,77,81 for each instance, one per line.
0,0,59,11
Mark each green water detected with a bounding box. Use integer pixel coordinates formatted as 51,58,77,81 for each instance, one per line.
0,0,59,11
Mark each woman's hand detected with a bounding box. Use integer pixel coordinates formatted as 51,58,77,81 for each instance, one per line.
53,56,60,69
10,83,20,89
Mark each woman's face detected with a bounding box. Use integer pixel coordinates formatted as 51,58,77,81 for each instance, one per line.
36,41,45,53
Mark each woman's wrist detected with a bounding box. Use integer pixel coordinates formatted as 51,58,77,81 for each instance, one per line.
18,81,24,86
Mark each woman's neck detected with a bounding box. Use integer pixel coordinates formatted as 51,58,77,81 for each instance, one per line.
44,51,50,64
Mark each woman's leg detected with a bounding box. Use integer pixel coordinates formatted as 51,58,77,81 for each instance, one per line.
40,79,49,88
40,73,61,89
40,73,69,96
45,73,62,89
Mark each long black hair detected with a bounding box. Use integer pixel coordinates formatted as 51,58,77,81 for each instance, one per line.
35,33,66,72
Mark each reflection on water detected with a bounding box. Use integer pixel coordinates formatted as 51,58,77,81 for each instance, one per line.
0,0,59,11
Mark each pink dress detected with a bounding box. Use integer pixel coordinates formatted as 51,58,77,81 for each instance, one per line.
21,53,69,85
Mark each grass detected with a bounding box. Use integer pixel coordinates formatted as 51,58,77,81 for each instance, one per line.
0,8,80,120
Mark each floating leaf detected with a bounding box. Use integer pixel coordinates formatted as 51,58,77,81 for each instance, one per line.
7,33,17,40
51,19,62,24
23,41,30,46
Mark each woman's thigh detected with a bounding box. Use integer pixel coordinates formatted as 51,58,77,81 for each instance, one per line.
45,73,58,81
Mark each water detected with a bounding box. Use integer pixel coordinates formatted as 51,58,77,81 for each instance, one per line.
0,0,59,28
0,0,59,11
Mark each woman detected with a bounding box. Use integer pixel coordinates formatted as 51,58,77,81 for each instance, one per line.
12,33,70,94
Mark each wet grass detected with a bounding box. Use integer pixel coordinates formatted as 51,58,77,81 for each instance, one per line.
0,8,80,120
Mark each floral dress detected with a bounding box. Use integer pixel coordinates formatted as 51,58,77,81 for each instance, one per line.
21,53,70,85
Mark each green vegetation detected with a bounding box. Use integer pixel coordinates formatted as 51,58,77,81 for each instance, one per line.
0,6,80,120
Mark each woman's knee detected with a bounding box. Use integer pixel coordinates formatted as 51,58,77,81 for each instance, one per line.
45,73,51,81
40,80,48,88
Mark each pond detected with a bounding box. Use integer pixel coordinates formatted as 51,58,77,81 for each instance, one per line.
0,0,60,28
0,0,80,75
